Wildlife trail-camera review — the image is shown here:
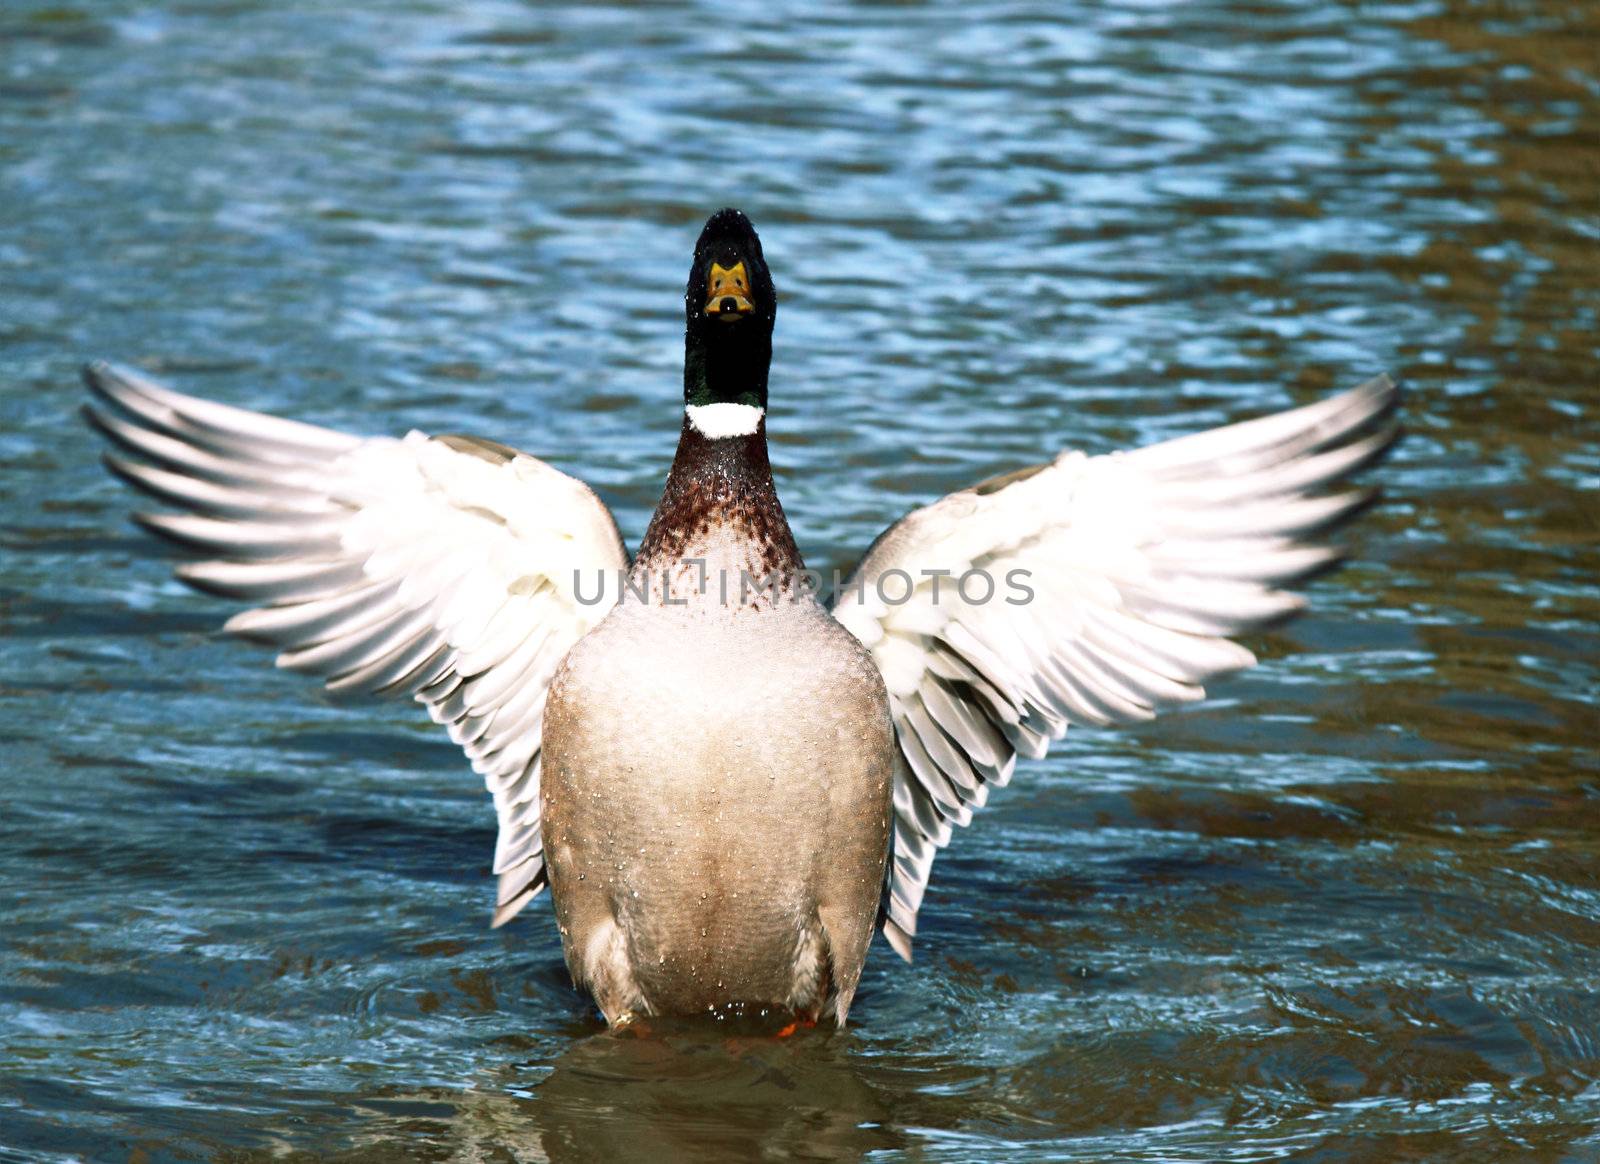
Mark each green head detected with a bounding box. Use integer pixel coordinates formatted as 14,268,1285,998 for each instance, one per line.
683,208,776,409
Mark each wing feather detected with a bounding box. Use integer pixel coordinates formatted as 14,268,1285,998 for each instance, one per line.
84,362,628,927
834,374,1399,959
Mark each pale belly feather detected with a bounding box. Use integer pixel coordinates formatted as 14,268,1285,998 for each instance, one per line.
540,599,894,1022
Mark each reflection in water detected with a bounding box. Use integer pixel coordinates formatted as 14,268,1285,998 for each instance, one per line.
217,1029,909,1163
520,1028,901,1163
2,0,1598,1157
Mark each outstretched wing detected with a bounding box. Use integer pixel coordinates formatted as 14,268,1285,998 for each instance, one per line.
83,362,630,927
832,375,1400,960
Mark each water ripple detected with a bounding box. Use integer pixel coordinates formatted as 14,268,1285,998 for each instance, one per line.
3,0,1598,1158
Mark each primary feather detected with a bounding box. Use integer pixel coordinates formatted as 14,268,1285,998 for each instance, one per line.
84,361,629,927
831,374,1400,959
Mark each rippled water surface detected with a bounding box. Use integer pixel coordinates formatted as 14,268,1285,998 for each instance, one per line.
4,1,1599,1159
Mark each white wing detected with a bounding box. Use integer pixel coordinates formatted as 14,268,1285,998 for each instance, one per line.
832,375,1400,960
83,362,629,927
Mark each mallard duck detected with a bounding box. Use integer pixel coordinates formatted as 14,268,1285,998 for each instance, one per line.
83,207,1399,1027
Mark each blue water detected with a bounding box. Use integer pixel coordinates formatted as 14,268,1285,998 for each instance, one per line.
3,1,1598,1159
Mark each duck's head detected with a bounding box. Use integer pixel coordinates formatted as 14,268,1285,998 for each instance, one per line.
684,208,776,410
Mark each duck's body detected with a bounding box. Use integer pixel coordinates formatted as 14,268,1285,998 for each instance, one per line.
544,592,892,1022
542,417,893,1023
83,208,1400,1028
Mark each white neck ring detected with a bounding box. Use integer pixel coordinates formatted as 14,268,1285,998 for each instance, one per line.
686,402,764,440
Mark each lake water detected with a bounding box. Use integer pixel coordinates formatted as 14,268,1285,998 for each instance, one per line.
2,0,1598,1159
